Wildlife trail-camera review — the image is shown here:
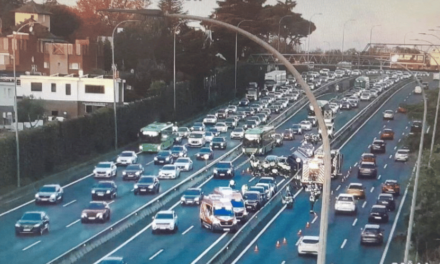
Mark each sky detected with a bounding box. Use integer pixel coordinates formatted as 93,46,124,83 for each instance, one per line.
48,0,440,51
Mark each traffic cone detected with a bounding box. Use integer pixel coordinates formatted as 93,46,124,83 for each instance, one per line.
306,222,310,228
254,245,259,252
276,241,281,248
283,237,287,244
297,229,302,236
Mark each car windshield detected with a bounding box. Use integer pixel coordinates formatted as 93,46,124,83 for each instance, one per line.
96,163,111,168
372,207,387,213
379,195,392,201
361,163,376,169
385,181,397,186
178,127,188,132
246,121,256,125
171,146,183,151
216,163,232,168
175,158,190,164
212,138,224,142
139,177,154,183
184,190,201,196
87,203,105,209
231,199,245,207
200,148,212,153
206,115,215,118
194,122,203,126
120,152,133,157
338,196,354,202
214,208,234,217
158,151,170,157
244,193,259,200
189,133,203,138
284,129,292,133
233,128,244,132
225,118,234,122
364,228,380,234
126,165,140,170
397,150,409,154
21,213,42,221
292,125,300,129
39,186,56,192
349,185,363,190
96,182,113,188
156,213,173,219
162,166,175,171
216,123,226,127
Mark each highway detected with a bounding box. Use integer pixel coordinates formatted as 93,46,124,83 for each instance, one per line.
89,79,384,263
0,78,347,264
229,77,432,264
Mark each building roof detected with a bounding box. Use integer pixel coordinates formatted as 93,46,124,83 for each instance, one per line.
12,1,52,15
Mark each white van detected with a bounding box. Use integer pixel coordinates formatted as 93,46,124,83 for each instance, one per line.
414,86,422,94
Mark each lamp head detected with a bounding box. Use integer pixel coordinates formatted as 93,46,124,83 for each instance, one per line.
391,55,399,63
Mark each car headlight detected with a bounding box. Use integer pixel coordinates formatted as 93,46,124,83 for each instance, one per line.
194,197,200,201
154,157,158,160
135,171,140,175
97,213,103,218
227,169,232,173
34,223,41,228
210,143,213,146
15,223,20,227
35,194,39,199
181,197,186,201
50,194,56,199
92,190,96,194
134,184,138,189
212,218,220,225
179,153,183,156
157,146,161,150
106,190,111,194
81,213,87,218
93,170,97,174
148,185,154,189
122,171,127,175
213,169,218,173
139,146,143,150
166,157,170,161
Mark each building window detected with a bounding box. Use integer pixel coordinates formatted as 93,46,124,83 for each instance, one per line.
85,105,93,113
76,44,81,55
8,88,12,98
51,83,56,92
44,62,49,68
51,110,58,116
69,63,79,70
66,84,71,95
17,79,21,85
31,82,42,92
85,85,105,94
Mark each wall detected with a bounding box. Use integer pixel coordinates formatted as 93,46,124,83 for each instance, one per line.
0,82,15,107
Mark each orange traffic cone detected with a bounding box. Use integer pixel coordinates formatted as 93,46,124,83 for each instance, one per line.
276,241,281,248
283,237,287,244
306,222,310,228
254,245,259,252
297,229,302,236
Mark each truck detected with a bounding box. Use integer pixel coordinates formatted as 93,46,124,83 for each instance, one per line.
308,100,334,124
242,126,276,156
246,88,259,101
264,70,286,90
354,76,370,90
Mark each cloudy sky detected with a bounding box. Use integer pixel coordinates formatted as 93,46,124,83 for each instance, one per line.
51,0,440,51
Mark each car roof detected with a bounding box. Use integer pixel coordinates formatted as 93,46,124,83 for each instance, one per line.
349,183,363,187
362,153,375,156
245,191,260,195
302,236,319,240
385,179,397,183
379,193,393,197
98,180,115,184
187,187,202,191
364,224,380,229
372,205,386,208
360,162,375,165
121,151,134,154
373,139,384,142
338,193,354,198
42,184,60,187
140,175,156,179
157,210,174,214
98,161,114,165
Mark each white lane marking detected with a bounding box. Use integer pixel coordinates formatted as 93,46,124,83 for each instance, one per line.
182,225,194,235
384,164,387,169
231,205,287,264
362,201,367,208
389,155,392,159
191,232,229,264
394,146,397,150
352,218,358,226
398,139,401,143
146,160,154,166
379,167,414,264
22,240,41,251
290,146,296,151
277,179,285,187
281,261,286,264
295,238,301,246
405,126,408,129
198,176,214,188
354,162,358,167
383,125,386,128
374,137,376,140
248,177,256,183
387,120,389,123
368,145,371,149
370,187,375,193
63,200,77,207
108,201,115,205
378,131,381,134
311,214,318,224
378,175,382,180
131,189,134,192
149,249,164,260
135,151,142,155
336,185,341,191
0,173,94,218
66,219,80,228
341,239,347,249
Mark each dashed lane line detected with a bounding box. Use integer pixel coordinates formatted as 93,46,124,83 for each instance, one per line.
191,232,228,264
248,177,256,183
362,201,367,208
341,239,347,249
336,185,341,191
182,225,194,235
149,249,164,260
384,164,388,169
63,200,77,207
66,219,80,228
370,187,375,193
22,241,41,251
352,218,358,226
311,214,318,224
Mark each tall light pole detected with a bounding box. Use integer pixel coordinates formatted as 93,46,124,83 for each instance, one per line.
341,19,355,61
99,8,332,264
278,15,294,52
111,20,138,150
307,13,322,62
235,19,252,98
404,31,413,45
12,21,39,187
369,24,381,54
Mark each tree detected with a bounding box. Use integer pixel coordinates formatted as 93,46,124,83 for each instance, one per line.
0,0,24,33
17,96,45,127
46,4,82,40
158,0,186,29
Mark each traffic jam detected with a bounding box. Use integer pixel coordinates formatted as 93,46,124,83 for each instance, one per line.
5,68,430,264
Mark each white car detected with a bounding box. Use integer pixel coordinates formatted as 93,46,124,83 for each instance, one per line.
370,89,379,98
227,105,237,113
360,92,371,101
177,127,190,138
307,83,315,90
291,91,300,101
174,157,193,171
158,165,180,179
329,102,339,114
394,148,410,162
335,194,357,214
204,132,214,143
203,115,217,125
298,236,319,256
188,132,205,147
93,162,117,178
35,184,64,204
383,110,394,120
299,120,312,131
116,151,138,165
214,122,228,133
152,210,179,234
230,128,245,139
319,123,334,138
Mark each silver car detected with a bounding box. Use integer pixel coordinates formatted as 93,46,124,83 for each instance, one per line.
35,184,64,204
93,162,117,178
152,210,179,234
174,157,193,171
158,165,180,179
116,151,138,165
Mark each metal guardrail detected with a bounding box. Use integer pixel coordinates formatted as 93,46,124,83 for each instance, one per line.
48,78,348,264
207,79,413,264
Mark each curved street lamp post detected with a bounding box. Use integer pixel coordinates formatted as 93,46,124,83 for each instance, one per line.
235,20,252,98
99,9,332,264
307,13,322,62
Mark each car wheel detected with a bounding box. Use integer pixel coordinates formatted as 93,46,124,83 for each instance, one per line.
59,195,64,203
107,212,111,221
174,225,178,233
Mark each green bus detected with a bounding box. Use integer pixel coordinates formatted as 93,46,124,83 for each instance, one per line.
138,122,176,153
242,126,275,156
354,76,370,90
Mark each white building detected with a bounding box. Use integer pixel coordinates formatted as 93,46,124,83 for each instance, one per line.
0,77,15,127
17,73,124,119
